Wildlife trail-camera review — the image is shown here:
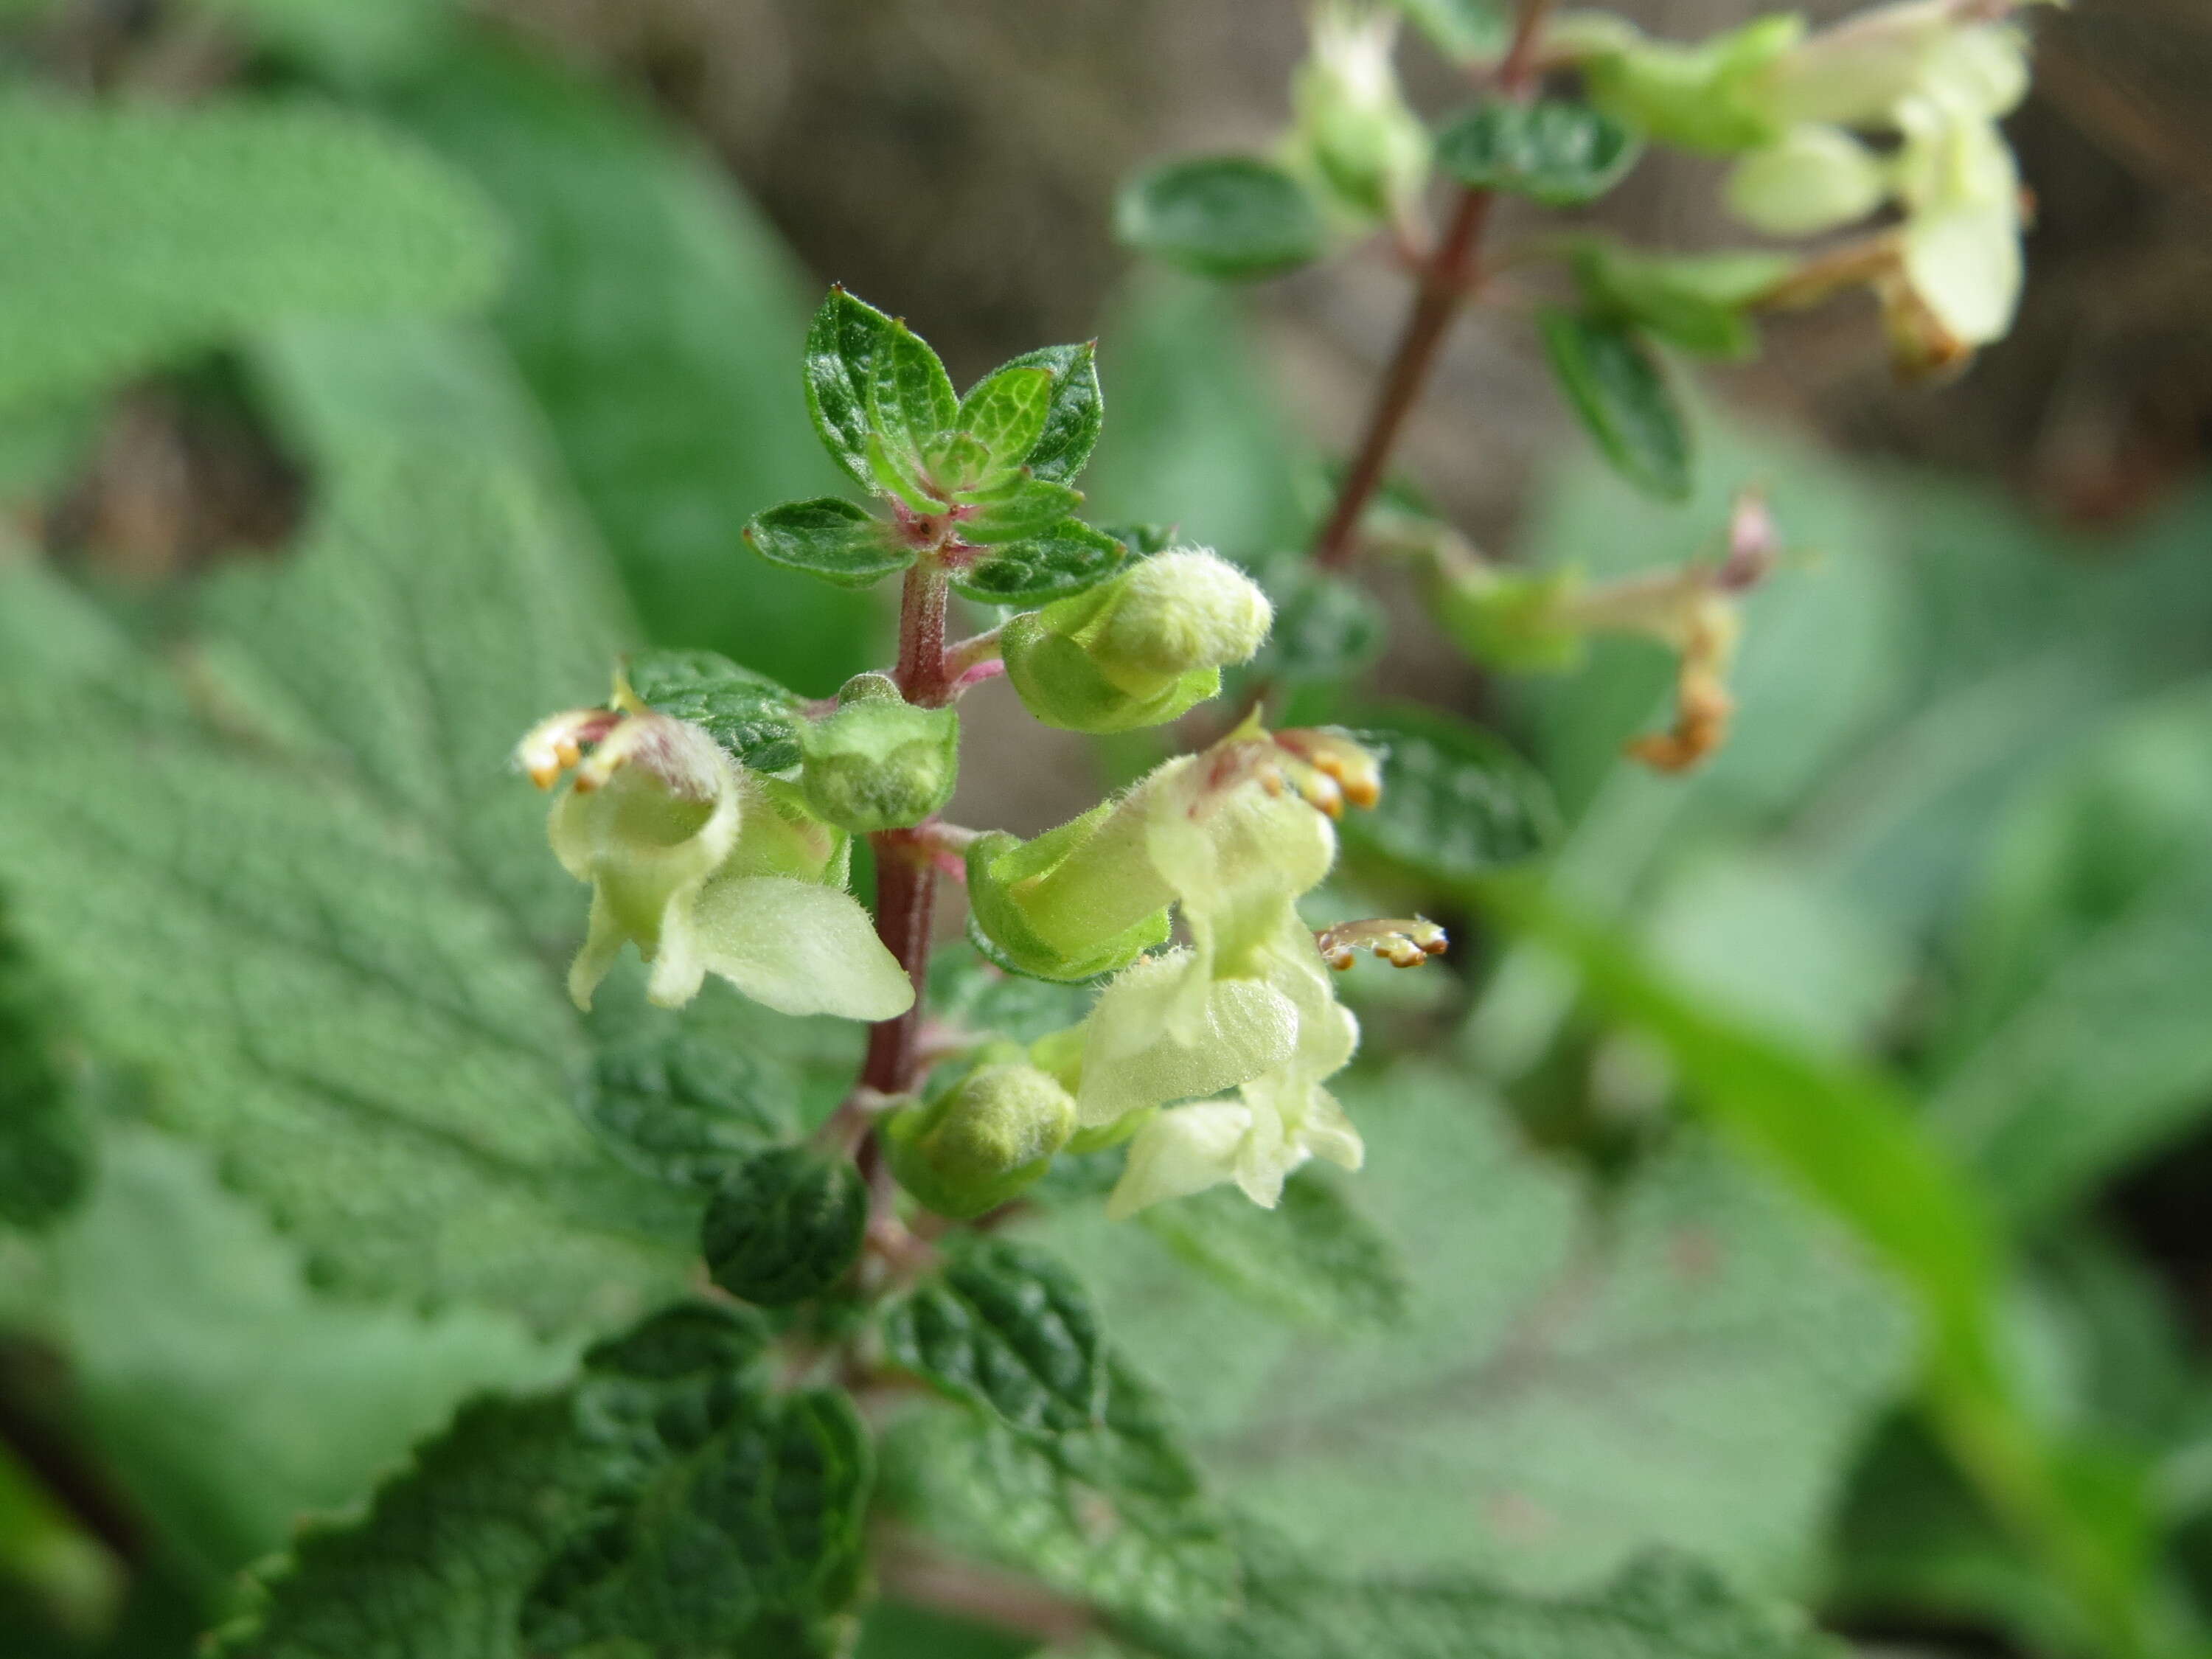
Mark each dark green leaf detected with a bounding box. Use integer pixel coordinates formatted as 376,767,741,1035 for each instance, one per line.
1343,706,1561,886
1249,554,1388,686
583,1020,797,1192
0,899,91,1231
1138,1168,1408,1331
1099,521,1180,558
959,477,1086,544
745,496,914,589
1388,0,1508,61
881,1239,1107,1438
927,940,1092,1046
1434,99,1643,207
868,316,960,479
985,342,1104,484
1124,1544,1842,1659
955,365,1054,476
882,1354,1239,1624
0,100,503,410
803,286,896,493
522,1388,872,1655
702,1147,867,1307
950,519,1128,606
625,646,807,773
1538,310,1693,501
1116,156,1326,281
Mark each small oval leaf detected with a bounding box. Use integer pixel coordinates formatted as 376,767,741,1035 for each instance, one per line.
701,1147,866,1307
1343,705,1562,886
1116,156,1326,281
950,518,1129,606
625,647,805,773
743,496,914,589
1537,308,1694,501
1435,98,1642,207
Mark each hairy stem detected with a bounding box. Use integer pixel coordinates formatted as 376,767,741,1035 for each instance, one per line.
1307,0,1557,572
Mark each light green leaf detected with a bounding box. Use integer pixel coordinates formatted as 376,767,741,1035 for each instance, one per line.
624,646,806,774
701,1147,868,1307
881,1239,1107,1439
1388,0,1508,62
0,97,502,411
954,365,1054,476
1343,705,1562,888
868,317,960,483
1570,243,1792,361
0,899,90,1233
950,519,1128,606
201,0,453,83
745,496,914,588
1138,1166,1408,1332
1435,100,1643,207
984,342,1103,484
959,477,1087,545
1028,1071,1915,1592
1124,1544,1841,1659
389,46,874,692
1116,156,1327,281
883,1354,1239,1624
0,327,705,1332
800,285,897,494
1537,310,1692,501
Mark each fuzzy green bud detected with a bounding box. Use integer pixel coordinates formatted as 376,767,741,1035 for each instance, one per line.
1003,549,1272,734
1291,2,1431,222
885,1052,1079,1220
797,674,959,833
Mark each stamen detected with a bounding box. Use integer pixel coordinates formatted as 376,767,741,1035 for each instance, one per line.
1273,728,1383,810
1315,917,1448,970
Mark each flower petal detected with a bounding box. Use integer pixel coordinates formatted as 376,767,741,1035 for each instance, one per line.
1105,1101,1254,1220
689,874,914,1020
1075,950,1298,1127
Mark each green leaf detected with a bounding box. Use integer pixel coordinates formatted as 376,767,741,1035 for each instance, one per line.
801,285,897,494
1927,684,2212,1226
881,1239,1107,1439
210,1301,782,1658
1537,310,1693,501
0,97,502,411
521,1388,872,1655
950,518,1128,606
1569,243,1792,362
883,1354,1239,1624
954,365,1054,476
389,45,874,693
926,940,1093,1046
583,1017,797,1192
959,476,1086,544
0,897,91,1232
0,325,701,1333
868,317,960,483
745,496,914,588
1125,1544,1840,1659
625,647,806,774
1248,554,1388,687
201,0,453,83
702,1147,867,1307
36,1128,564,1580
1138,1168,1408,1332
1116,156,1327,281
1435,99,1643,207
984,342,1104,484
1388,0,1508,61
1026,1072,1914,1590
1343,706,1562,888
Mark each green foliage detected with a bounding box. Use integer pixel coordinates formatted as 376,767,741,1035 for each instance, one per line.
880,1239,1107,1438
950,518,1128,605
1568,243,1792,362
980,343,1105,484
1388,0,1509,61
1137,1167,1409,1331
1124,1543,1842,1659
625,647,807,775
1116,157,1327,281
1537,310,1693,501
0,902,90,1232
746,496,914,588
1246,555,1388,688
1032,1072,1915,1590
701,1147,868,1307
1434,99,1644,206
1343,706,1562,888
883,1354,1240,1624
0,99,501,411
583,1019,796,1192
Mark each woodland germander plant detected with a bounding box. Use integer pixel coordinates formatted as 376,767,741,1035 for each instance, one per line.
473,0,2060,1649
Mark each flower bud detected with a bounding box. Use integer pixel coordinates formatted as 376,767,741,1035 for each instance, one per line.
798,675,959,834
1576,14,1805,155
1291,2,1431,222
884,1053,1078,1220
1003,549,1272,734
1724,125,1888,237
